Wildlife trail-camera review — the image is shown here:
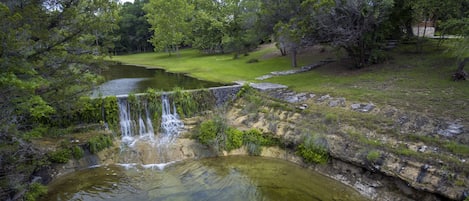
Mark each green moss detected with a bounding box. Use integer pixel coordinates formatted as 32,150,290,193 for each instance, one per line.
24,182,47,201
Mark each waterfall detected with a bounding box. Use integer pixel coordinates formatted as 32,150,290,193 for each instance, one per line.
116,94,184,164
159,94,184,145
117,97,155,146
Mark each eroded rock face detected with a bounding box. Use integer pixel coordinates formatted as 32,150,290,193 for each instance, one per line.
225,92,468,201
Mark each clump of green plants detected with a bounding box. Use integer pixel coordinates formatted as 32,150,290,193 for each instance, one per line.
71,145,85,159
443,141,469,156
297,134,329,164
24,182,47,201
88,134,113,154
324,113,338,124
173,87,198,118
225,127,244,151
366,150,381,163
48,149,72,163
195,117,277,155
236,84,254,98
197,120,219,145
243,128,278,156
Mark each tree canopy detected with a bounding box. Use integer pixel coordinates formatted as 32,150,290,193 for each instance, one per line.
0,0,119,199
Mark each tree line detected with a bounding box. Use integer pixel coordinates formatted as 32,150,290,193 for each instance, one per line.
117,0,468,71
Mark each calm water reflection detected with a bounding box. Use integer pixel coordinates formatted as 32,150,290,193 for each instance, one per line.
93,65,224,96
42,156,368,201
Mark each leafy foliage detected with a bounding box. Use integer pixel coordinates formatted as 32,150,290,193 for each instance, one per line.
297,134,329,164
144,0,194,54
24,182,47,201
88,134,113,154
225,127,244,151
197,120,222,145
48,149,72,164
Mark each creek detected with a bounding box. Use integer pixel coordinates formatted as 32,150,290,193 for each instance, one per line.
92,64,223,96
41,156,366,201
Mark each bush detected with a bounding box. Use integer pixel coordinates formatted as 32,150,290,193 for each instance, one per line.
71,145,84,159
197,120,219,145
243,129,268,156
297,135,329,164
225,127,244,151
48,149,71,163
88,134,113,154
24,182,47,201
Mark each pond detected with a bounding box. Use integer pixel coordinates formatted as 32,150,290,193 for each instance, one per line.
92,64,225,96
41,156,367,201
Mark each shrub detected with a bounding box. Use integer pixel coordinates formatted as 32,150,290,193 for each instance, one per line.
88,134,113,154
24,182,47,201
243,129,266,156
48,149,71,163
197,120,219,145
297,135,329,164
71,145,85,159
225,127,244,151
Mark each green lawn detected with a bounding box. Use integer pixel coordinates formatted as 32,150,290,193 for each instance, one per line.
110,42,468,120
110,44,329,83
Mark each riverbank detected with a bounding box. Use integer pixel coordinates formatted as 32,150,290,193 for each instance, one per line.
105,41,468,200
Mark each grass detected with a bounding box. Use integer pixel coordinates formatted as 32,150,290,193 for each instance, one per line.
111,42,467,120
110,44,332,83
111,41,468,158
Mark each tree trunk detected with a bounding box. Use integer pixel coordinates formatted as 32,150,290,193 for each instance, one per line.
453,57,469,81
291,48,297,67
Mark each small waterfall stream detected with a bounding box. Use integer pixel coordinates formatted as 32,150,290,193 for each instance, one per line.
116,94,184,165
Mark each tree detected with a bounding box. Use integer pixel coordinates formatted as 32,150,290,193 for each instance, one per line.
259,0,314,67
313,0,394,68
144,0,194,55
191,0,225,53
115,0,153,54
220,0,262,58
0,0,119,199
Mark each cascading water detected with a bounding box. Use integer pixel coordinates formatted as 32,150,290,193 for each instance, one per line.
116,94,184,165
117,97,155,146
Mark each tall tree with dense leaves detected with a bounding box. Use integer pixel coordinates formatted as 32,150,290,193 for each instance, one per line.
191,0,225,53
0,0,119,200
115,0,153,54
313,0,394,68
144,0,194,55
